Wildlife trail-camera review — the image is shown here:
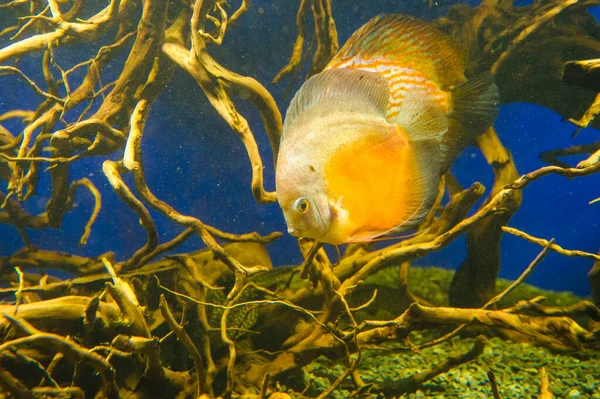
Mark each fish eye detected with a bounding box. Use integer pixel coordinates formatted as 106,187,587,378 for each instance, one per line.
294,198,310,213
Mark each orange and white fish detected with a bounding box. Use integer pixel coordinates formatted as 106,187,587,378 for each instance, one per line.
276,14,499,245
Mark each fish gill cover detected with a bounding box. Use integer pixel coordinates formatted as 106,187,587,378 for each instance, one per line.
0,0,599,398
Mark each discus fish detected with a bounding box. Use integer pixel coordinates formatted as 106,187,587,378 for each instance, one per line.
276,14,499,245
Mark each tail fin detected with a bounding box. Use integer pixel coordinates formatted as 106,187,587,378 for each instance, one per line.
439,72,500,172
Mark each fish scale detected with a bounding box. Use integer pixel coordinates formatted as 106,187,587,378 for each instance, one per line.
328,62,446,120
328,14,466,85
325,14,465,121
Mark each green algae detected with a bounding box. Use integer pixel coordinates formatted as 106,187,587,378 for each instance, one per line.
300,336,600,398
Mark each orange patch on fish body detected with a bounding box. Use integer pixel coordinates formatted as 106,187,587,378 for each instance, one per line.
322,126,424,244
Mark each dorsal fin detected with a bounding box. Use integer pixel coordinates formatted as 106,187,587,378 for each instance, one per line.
283,68,389,135
327,14,466,88
392,90,449,142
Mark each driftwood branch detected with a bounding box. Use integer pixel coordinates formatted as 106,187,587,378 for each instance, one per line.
563,58,600,91
0,0,598,397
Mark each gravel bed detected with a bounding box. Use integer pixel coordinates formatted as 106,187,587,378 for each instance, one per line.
279,266,598,398
299,336,600,398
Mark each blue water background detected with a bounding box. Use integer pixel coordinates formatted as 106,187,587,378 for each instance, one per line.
1,0,598,297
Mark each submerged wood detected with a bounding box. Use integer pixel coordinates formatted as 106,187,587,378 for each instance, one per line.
589,254,600,305
449,128,521,307
563,58,600,91
436,0,600,129
0,0,599,397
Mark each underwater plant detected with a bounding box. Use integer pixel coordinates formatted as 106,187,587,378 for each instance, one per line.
0,0,599,398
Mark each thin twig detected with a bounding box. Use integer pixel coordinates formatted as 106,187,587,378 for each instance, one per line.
69,178,101,246
0,66,64,103
418,238,555,349
503,226,600,262
539,367,553,399
13,267,25,315
259,373,271,399
487,370,502,399
159,294,205,397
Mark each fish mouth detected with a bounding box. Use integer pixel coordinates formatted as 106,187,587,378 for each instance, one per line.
287,228,300,236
